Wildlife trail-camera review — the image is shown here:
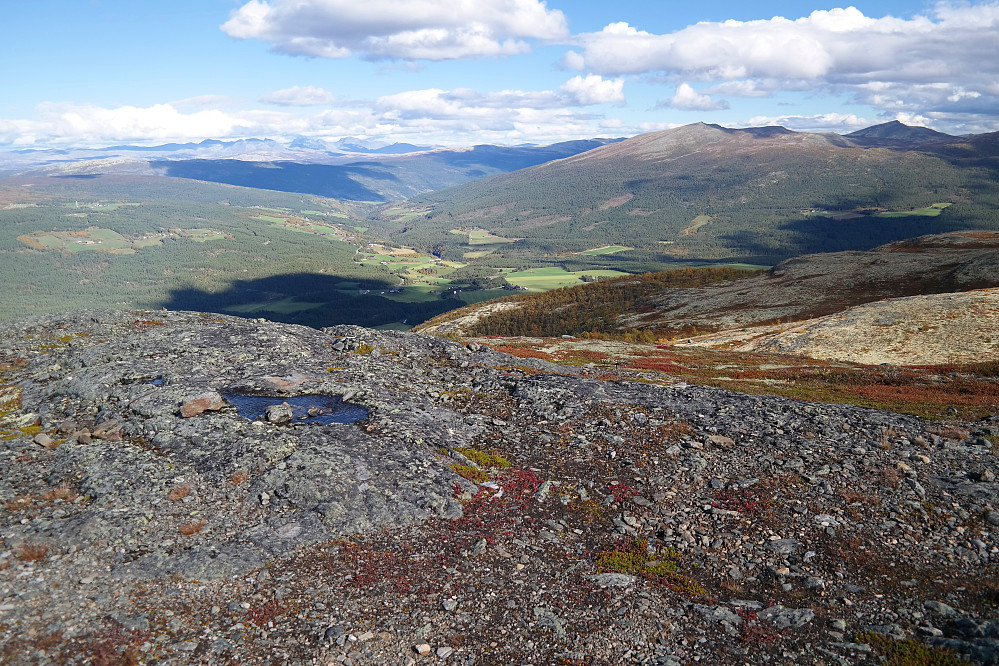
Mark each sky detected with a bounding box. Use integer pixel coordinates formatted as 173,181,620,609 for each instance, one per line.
2,0,998,149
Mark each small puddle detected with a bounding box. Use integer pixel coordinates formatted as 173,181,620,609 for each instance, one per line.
222,393,368,425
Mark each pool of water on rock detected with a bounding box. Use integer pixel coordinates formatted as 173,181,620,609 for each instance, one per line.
223,393,368,425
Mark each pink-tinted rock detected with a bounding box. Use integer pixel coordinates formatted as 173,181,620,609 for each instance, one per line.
180,391,225,418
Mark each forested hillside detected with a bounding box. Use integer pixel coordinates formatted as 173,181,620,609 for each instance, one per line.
388,123,999,265
0,176,460,327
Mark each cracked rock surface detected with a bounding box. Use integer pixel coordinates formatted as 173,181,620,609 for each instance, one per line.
0,310,997,665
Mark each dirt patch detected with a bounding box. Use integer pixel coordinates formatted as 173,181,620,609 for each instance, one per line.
597,193,634,210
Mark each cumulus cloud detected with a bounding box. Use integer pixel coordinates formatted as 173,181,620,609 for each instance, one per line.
221,0,569,60
376,76,623,122
661,83,728,111
570,3,999,125
743,112,872,133
0,103,265,148
705,80,773,98
261,85,337,106
0,76,636,149
559,75,624,105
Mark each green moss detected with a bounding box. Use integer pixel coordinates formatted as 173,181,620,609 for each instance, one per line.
856,631,966,665
354,343,375,355
455,447,511,468
451,464,489,483
1,424,42,441
595,539,706,596
596,539,679,576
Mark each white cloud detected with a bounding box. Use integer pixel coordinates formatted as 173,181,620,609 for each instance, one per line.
706,80,772,98
0,103,263,148
662,83,728,111
261,85,337,106
559,75,624,105
375,77,623,122
221,0,569,60
570,3,999,125
743,112,872,133
0,76,641,150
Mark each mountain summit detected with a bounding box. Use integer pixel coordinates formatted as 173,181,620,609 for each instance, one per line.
846,120,954,143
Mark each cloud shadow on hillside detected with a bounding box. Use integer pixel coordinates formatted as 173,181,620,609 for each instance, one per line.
717,212,991,263
161,272,464,329
152,160,397,201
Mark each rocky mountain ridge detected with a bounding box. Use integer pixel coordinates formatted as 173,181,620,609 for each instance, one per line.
0,310,997,664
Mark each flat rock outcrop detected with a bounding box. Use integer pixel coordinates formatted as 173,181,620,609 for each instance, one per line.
1,310,997,664
680,287,999,366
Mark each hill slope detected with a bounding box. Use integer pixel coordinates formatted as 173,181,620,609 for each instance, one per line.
1,309,996,664
391,123,999,263
418,231,999,338
681,287,999,365
7,138,622,202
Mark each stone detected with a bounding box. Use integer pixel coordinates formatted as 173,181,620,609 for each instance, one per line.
180,391,225,418
33,432,56,449
758,606,815,629
585,573,636,587
265,402,294,424
534,607,567,637
924,600,958,617
92,420,123,441
436,646,454,658
766,539,805,555
707,434,736,448
413,644,431,656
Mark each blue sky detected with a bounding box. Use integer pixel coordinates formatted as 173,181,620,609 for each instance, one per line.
2,0,997,148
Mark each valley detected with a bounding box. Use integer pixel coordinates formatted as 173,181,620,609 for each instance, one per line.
2,121,998,335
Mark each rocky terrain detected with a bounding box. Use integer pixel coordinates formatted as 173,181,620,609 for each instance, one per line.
677,288,999,366
1,310,997,665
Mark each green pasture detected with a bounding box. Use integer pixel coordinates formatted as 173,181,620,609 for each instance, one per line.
506,267,630,291
182,229,226,242
877,202,951,218
450,228,518,246
60,228,131,252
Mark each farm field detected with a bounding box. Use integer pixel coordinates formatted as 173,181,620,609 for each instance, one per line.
877,202,952,218
16,227,227,254
505,267,630,291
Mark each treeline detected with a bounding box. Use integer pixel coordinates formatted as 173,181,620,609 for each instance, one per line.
424,267,759,338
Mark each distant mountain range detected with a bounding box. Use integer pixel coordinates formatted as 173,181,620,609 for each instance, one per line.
4,120,998,265
1,136,624,201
